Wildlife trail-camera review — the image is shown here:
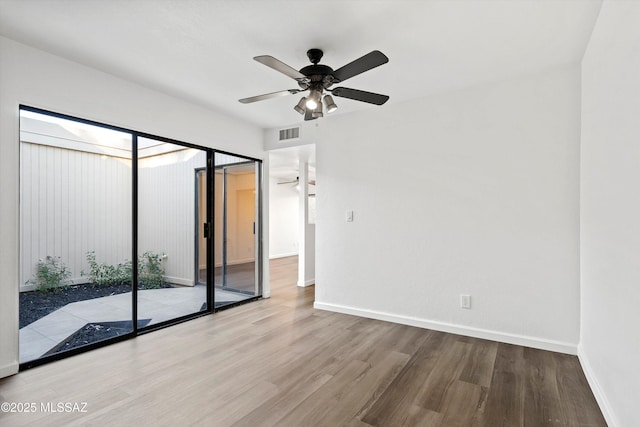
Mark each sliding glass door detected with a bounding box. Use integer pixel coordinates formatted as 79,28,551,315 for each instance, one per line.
19,106,264,369
213,154,261,308
136,138,210,327
19,109,134,364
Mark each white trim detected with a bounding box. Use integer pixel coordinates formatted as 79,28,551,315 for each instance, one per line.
269,251,298,260
0,362,18,378
20,277,90,292
577,345,618,427
165,276,194,287
297,279,315,287
214,258,256,268
313,301,577,355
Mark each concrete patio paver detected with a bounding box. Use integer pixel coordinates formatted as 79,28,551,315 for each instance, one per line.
20,286,249,363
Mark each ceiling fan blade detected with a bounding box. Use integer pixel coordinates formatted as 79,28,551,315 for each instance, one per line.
332,50,389,83
239,89,300,104
254,55,308,81
331,87,389,105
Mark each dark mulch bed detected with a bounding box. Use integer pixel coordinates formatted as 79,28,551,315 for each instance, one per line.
20,282,171,328
44,319,151,355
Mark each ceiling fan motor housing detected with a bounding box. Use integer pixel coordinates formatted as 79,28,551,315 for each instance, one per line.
298,49,337,90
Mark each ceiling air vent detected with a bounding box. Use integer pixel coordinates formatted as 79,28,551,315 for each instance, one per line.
279,127,300,141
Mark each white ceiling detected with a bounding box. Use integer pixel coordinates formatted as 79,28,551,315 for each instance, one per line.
0,0,602,130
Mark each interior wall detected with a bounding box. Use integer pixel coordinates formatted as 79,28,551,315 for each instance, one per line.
0,36,264,378
214,171,257,267
268,175,299,258
580,2,640,426
315,64,581,353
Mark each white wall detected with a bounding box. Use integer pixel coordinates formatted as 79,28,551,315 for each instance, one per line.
268,175,299,258
315,64,581,354
298,162,315,286
0,36,264,378
580,2,640,426
20,142,132,288
138,149,207,286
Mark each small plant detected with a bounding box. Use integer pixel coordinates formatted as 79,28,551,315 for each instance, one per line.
28,256,72,293
84,251,132,286
83,251,165,288
138,251,165,289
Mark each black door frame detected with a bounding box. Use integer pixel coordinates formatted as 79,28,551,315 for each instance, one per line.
18,105,262,370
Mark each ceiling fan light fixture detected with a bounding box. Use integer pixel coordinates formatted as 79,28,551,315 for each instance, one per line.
306,89,320,109
312,102,323,119
294,97,306,115
323,94,338,113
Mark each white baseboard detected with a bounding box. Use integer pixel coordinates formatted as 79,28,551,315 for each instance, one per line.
165,276,194,287
214,258,256,268
313,301,577,355
577,345,618,427
0,361,19,379
270,252,298,260
21,276,88,292
297,279,315,287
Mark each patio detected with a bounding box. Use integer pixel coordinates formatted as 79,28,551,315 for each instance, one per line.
19,287,247,363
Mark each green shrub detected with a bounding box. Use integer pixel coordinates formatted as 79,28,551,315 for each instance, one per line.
139,251,165,289
83,251,165,288
84,251,132,286
28,256,72,293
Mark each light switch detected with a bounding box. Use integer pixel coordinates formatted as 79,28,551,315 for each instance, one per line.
345,210,354,222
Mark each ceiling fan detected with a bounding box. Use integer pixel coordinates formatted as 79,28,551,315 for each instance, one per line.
239,48,390,120
277,177,316,186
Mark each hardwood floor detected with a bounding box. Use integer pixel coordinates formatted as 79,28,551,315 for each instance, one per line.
0,256,606,426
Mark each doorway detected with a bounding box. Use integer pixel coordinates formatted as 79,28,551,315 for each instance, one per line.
211,155,261,308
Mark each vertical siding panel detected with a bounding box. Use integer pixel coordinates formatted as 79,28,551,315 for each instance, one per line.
21,141,212,290
32,144,41,281
21,143,31,286
69,151,75,273
46,145,54,258
41,145,47,260
105,155,112,264
79,151,87,276
54,148,62,260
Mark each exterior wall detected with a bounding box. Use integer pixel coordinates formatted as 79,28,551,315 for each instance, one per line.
138,149,207,286
20,141,132,289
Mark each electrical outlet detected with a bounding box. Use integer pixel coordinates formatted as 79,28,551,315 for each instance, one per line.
460,294,471,309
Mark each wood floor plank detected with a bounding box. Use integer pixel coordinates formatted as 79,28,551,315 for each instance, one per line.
0,257,607,427
439,380,486,426
481,343,527,426
458,339,499,387
360,330,447,425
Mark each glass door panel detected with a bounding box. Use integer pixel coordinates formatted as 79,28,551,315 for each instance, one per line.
214,154,261,308
196,169,207,286
137,138,208,326
19,109,133,365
